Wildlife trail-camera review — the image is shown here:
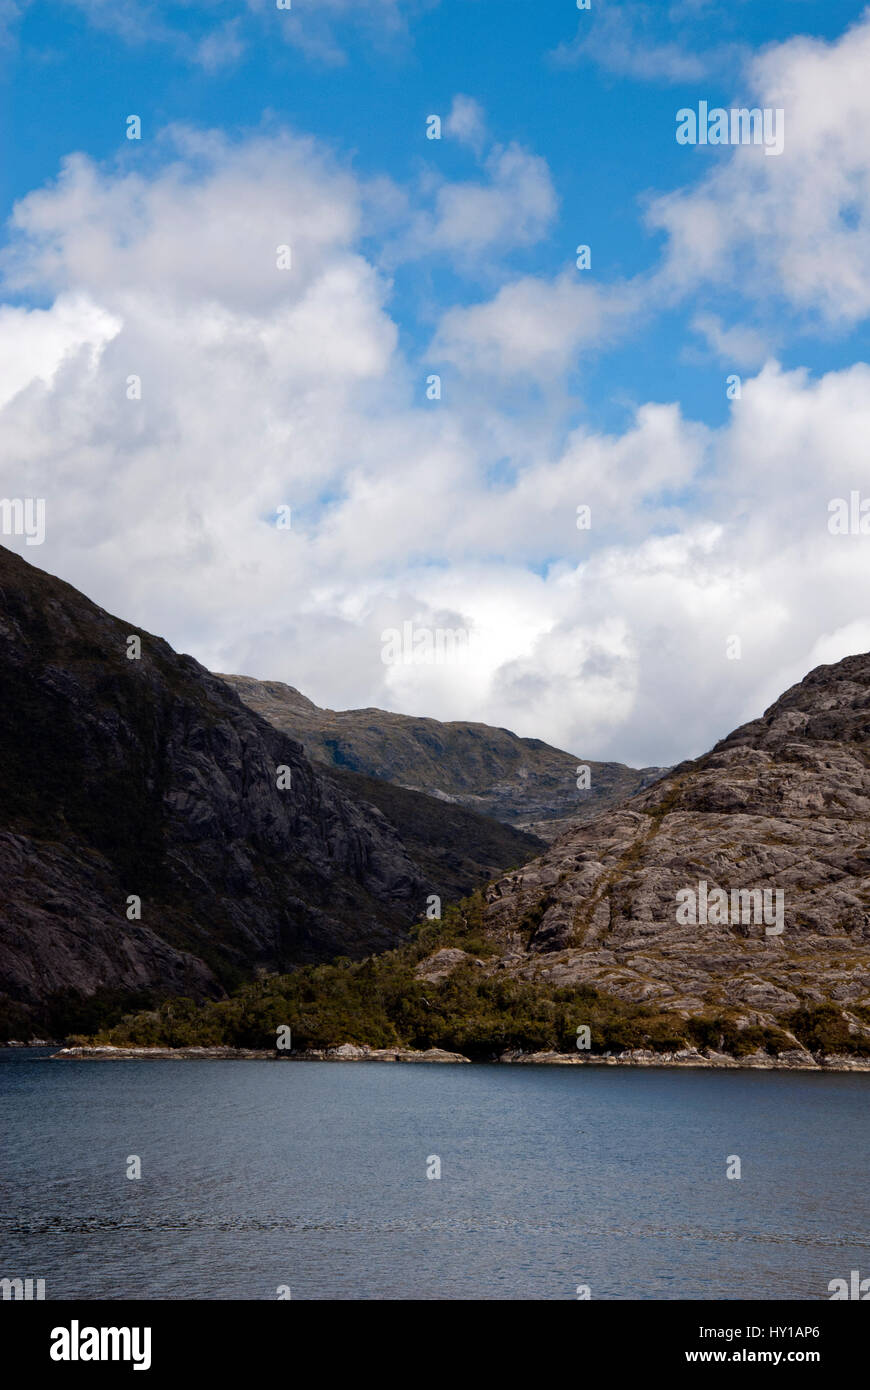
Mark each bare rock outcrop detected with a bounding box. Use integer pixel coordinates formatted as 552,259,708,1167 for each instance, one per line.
414,947,484,983
481,654,870,1035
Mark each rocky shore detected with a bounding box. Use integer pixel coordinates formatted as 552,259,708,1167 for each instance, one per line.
49,1043,870,1070
498,1047,870,1071
50,1044,470,1063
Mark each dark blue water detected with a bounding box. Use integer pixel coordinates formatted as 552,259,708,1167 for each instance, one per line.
2,1050,868,1299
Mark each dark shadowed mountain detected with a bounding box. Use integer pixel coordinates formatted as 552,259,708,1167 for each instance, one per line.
220,674,667,841
319,764,541,906
0,547,540,1036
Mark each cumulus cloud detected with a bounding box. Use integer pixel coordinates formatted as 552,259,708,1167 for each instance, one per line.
5,0,434,69
194,19,246,74
3,55,870,770
648,11,870,325
386,139,558,270
689,312,773,369
0,295,120,409
552,0,738,84
251,0,419,67
433,271,636,381
425,145,556,256
444,95,488,153
2,128,366,314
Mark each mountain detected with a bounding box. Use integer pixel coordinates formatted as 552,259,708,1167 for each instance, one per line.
220,674,666,840
69,651,870,1063
0,546,539,1037
476,652,870,1046
317,765,541,907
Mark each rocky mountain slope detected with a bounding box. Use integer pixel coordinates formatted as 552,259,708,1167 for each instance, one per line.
477,653,870,1045
220,674,666,840
0,547,538,1036
319,764,540,906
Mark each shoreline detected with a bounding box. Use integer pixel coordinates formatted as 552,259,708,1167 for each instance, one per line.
48,1044,870,1071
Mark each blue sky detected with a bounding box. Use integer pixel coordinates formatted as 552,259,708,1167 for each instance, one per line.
6,0,867,430
2,0,870,764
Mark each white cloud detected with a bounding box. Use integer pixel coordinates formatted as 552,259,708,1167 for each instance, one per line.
434,271,635,381
0,294,119,409
65,0,180,48
388,139,558,269
552,1,735,84
3,129,364,316
3,122,870,772
648,11,870,325
429,144,556,256
444,95,488,153
245,0,432,66
689,312,772,368
194,19,246,73
48,0,428,68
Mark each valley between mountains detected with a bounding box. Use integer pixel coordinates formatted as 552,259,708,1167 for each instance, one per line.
3,544,870,1065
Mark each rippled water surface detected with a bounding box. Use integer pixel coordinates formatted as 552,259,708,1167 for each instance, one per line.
2,1050,868,1299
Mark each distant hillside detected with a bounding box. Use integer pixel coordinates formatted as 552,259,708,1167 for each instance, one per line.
220,675,667,840
321,765,542,907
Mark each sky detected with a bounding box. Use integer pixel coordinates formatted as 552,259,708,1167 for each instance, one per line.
2,0,870,767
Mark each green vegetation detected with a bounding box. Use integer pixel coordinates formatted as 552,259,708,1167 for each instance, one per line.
686,1015,794,1058
65,892,850,1059
0,987,159,1044
785,1003,870,1056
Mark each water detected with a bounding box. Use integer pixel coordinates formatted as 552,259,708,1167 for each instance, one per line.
2,1049,868,1300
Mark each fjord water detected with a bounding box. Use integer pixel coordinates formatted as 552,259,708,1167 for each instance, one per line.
3,1050,868,1300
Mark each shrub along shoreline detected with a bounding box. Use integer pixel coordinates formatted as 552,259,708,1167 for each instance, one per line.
65,894,870,1063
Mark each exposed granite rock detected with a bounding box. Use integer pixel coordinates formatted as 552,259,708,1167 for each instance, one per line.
314,1045,469,1063
481,653,870,1035
220,673,667,841
49,1043,870,1069
51,1044,470,1063
497,1048,870,1070
414,948,484,983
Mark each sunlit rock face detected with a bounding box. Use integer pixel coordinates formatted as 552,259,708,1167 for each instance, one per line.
480,654,870,1040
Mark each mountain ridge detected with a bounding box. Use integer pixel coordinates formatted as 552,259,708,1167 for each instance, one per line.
220,673,668,840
